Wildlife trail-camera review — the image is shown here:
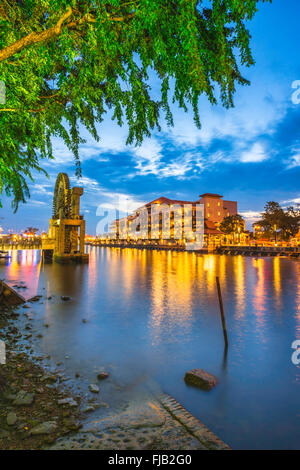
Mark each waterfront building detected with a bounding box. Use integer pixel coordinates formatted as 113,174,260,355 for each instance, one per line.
103,193,245,248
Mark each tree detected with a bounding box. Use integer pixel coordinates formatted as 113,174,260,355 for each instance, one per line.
0,0,270,210
24,227,39,235
219,213,245,243
277,206,300,241
220,214,245,233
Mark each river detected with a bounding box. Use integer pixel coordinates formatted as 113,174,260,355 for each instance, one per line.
1,247,300,449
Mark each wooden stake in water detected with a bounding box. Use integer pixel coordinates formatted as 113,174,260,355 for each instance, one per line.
216,276,228,348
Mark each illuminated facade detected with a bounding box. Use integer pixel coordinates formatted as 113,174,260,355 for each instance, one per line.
105,193,241,247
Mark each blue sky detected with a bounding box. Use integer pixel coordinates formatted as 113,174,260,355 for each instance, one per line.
1,0,300,234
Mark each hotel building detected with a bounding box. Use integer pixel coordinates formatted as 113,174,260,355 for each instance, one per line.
103,193,247,247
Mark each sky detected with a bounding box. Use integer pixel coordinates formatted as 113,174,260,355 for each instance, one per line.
1,0,300,234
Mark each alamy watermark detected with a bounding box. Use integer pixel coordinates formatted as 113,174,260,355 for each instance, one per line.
0,80,6,105
0,339,6,365
291,80,300,105
96,200,204,250
291,340,300,366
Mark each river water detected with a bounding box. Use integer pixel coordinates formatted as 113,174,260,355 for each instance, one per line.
1,247,300,449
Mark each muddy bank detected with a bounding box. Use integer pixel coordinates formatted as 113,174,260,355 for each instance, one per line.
0,305,83,450
0,300,229,451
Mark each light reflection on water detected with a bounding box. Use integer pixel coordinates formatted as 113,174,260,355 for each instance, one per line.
1,247,300,449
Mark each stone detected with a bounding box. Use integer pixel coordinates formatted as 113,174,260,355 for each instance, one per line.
97,372,109,381
89,384,100,394
82,318,88,323
58,398,78,408
184,369,218,390
28,295,42,302
30,421,57,435
83,405,95,413
0,429,9,439
40,375,57,384
13,391,35,406
6,412,17,426
61,296,71,301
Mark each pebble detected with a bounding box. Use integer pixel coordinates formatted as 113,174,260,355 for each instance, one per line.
30,421,57,435
58,398,78,408
97,372,109,381
89,384,100,394
13,391,35,406
7,412,17,426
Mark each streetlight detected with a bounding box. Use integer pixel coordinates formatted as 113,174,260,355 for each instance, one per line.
274,224,277,246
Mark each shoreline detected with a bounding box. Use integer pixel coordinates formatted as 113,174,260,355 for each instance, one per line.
0,298,229,450
87,243,300,259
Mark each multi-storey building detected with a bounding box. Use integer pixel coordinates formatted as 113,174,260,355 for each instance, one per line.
198,193,237,225
105,193,240,247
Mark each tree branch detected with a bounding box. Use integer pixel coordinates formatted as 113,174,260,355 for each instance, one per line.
0,6,73,63
0,7,136,63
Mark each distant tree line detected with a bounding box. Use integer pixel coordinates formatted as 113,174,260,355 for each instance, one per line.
254,202,300,241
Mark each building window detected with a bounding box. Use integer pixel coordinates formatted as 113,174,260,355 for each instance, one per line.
207,213,210,218
227,212,229,216
218,202,221,207
207,203,210,208
218,212,221,216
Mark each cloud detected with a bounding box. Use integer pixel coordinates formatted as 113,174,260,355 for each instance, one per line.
280,196,300,205
32,183,53,197
27,200,47,206
286,151,300,169
240,210,262,224
240,143,268,163
97,193,146,214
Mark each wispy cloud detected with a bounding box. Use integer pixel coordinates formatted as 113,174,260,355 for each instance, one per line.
240,210,262,224
240,143,268,163
286,150,300,169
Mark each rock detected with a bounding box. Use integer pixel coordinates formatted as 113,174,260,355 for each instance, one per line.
97,372,109,381
83,405,95,413
13,391,35,406
0,429,9,439
28,295,42,302
40,375,57,384
61,296,71,301
89,384,100,394
30,421,57,435
7,412,17,426
58,398,78,408
184,369,218,390
82,318,88,323
62,419,82,431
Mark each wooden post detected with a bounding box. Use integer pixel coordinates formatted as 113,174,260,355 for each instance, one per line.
216,276,228,348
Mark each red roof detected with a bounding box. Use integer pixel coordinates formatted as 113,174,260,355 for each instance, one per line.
143,196,195,207
199,193,223,199
204,220,224,235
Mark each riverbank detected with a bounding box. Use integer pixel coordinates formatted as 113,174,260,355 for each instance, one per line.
87,242,300,258
0,305,83,449
0,299,229,450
